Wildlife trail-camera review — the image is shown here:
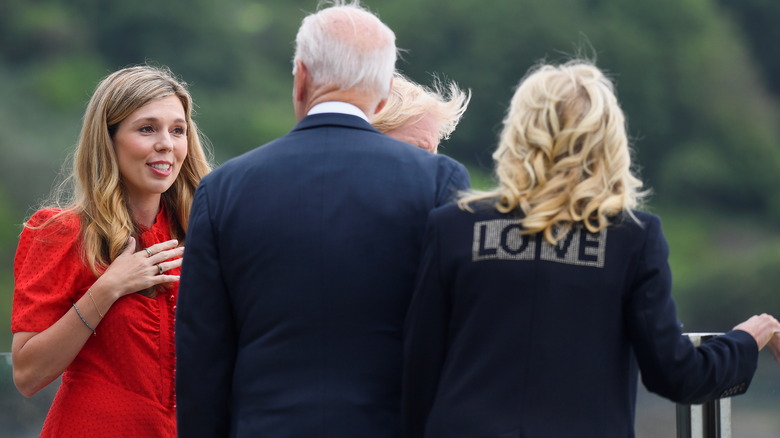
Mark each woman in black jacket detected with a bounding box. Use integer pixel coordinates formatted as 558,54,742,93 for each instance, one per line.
402,60,780,438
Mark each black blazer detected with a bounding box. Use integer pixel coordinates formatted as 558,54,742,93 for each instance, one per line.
176,113,470,437
402,203,758,438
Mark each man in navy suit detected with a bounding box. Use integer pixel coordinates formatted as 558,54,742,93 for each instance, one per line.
175,2,470,437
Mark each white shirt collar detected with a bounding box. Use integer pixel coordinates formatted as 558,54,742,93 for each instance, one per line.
307,101,369,122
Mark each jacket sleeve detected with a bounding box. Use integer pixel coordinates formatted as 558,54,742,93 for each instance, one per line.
625,215,758,404
402,214,451,438
176,182,237,437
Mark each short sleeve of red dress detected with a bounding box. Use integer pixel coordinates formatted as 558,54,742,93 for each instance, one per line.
12,209,93,333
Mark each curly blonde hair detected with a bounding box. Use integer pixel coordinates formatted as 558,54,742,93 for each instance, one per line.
30,65,212,279
459,60,646,244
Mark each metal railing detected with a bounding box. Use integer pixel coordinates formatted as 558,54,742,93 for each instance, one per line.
676,333,731,438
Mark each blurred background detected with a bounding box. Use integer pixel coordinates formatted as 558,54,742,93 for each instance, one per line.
0,0,779,435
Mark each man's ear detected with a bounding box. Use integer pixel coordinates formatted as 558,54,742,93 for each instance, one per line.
372,77,394,114
374,98,388,115
293,59,308,103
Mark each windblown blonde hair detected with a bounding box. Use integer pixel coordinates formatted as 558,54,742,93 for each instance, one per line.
30,65,212,282
459,60,646,244
372,72,471,143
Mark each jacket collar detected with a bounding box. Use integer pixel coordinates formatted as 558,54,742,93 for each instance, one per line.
307,101,369,122
292,112,379,134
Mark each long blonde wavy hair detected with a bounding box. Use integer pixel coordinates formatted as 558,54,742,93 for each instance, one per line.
459,60,646,244
32,65,212,279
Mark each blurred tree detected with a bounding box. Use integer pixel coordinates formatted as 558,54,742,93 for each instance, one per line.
378,0,592,166
717,0,780,96
589,0,780,216
678,245,780,331
377,0,780,219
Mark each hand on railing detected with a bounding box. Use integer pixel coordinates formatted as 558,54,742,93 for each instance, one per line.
732,313,780,363
768,330,780,364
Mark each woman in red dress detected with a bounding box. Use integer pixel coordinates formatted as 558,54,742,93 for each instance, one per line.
11,65,212,437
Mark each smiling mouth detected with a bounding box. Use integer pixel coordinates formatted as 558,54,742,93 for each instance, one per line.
148,163,172,171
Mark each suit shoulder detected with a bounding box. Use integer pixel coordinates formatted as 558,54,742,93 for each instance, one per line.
429,152,467,172
431,154,470,191
200,136,290,185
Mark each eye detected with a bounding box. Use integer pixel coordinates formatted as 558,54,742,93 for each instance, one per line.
139,125,154,133
172,126,187,136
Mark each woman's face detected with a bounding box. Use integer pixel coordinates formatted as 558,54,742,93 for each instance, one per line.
113,95,188,206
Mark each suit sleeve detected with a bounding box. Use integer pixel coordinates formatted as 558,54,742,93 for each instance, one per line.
402,214,451,438
176,182,237,437
625,216,758,404
435,158,470,206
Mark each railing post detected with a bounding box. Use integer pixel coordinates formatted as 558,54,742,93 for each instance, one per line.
675,333,732,438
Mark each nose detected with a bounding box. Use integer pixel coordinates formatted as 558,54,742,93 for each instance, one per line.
154,132,174,152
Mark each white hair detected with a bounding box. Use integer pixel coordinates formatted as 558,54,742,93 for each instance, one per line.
293,0,397,96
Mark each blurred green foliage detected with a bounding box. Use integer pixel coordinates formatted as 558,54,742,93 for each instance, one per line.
1,0,780,352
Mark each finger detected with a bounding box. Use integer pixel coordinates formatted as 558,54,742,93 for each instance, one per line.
145,239,180,257
770,338,780,364
150,246,185,264
152,274,181,286
154,239,180,252
166,258,183,269
123,237,136,255
157,257,183,274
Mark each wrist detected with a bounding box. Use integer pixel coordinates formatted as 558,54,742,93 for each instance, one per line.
87,281,120,314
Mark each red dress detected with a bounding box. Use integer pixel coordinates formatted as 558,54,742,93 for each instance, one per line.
12,208,179,437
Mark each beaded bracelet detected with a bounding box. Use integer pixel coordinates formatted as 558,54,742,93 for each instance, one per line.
72,302,96,336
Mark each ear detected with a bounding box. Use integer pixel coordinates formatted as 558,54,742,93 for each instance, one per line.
373,97,388,115
293,59,308,103
372,76,394,115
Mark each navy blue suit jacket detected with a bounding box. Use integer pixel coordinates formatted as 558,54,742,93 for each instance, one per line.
402,203,758,438
176,113,470,437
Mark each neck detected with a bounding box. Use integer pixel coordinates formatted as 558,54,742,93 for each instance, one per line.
295,77,386,121
292,60,388,120
308,88,380,116
129,195,162,228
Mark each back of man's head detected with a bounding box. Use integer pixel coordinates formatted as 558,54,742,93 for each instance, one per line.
294,1,396,97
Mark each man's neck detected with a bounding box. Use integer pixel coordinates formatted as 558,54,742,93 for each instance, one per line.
298,85,384,121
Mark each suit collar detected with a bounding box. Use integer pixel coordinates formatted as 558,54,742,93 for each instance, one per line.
307,102,369,122
292,112,379,134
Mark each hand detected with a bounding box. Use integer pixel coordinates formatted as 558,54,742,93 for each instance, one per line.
94,237,185,299
767,331,780,365
733,314,780,355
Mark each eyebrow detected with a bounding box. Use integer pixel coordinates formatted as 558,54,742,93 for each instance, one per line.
131,116,187,124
